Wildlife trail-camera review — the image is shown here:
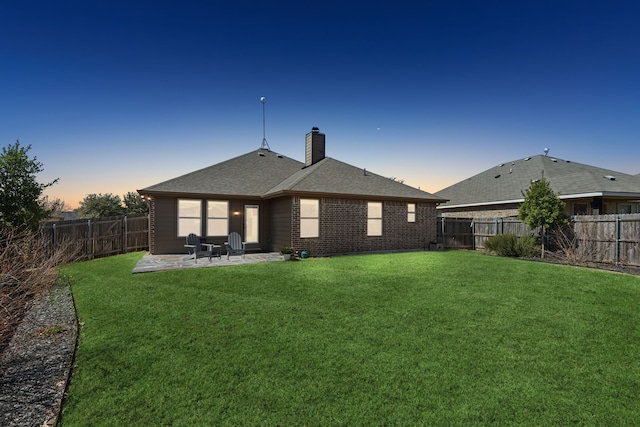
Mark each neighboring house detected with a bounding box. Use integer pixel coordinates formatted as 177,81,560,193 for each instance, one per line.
46,211,78,222
138,128,447,256
435,154,640,218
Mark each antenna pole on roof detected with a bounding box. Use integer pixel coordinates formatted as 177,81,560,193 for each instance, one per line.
260,96,271,151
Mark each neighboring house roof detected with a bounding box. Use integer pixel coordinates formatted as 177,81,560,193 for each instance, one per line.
436,155,640,209
139,149,445,202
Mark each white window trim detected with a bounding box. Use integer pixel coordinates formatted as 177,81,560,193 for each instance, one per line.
206,200,229,237
408,203,416,223
367,201,383,236
300,199,320,238
177,199,201,237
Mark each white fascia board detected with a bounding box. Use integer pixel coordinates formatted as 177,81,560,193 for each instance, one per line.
559,192,640,199
439,192,640,210
437,198,524,210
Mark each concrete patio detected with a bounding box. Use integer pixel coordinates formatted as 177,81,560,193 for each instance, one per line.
133,252,285,273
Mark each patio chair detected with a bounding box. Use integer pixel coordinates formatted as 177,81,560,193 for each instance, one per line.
184,233,208,263
225,232,246,259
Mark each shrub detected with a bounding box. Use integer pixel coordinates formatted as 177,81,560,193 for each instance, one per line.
484,233,539,258
0,226,75,354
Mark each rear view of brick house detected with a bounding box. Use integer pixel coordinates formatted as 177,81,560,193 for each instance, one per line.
138,128,447,256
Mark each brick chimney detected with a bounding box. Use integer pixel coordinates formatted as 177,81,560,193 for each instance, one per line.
305,127,325,167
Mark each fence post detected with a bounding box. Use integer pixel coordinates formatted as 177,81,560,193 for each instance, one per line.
615,215,620,266
123,216,128,254
88,219,93,260
470,219,475,250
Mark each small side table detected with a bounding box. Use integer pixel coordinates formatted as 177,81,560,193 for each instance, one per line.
201,243,221,261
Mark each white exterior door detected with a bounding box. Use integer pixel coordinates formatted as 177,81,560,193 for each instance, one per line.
245,205,259,243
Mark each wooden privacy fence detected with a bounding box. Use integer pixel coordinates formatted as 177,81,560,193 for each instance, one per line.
569,214,640,267
437,214,640,267
41,214,149,260
437,217,531,250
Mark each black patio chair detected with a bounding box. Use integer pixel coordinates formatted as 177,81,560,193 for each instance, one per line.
225,232,246,259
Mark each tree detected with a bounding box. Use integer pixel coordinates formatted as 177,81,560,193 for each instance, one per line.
123,191,149,215
517,172,568,258
0,140,58,230
76,193,124,218
41,195,68,219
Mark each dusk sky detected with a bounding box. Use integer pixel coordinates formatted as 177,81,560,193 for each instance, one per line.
2,1,639,209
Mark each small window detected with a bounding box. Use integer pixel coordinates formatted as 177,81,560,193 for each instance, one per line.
207,201,228,236
618,204,632,214
408,203,416,222
573,203,588,215
367,202,382,236
300,199,319,238
178,199,201,237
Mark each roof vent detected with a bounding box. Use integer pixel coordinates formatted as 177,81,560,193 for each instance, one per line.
498,163,504,167
524,157,531,161
495,174,501,179
277,154,283,158
258,152,265,157
551,158,558,162
604,175,616,181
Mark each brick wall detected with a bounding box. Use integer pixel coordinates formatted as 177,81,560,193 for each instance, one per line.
290,197,438,256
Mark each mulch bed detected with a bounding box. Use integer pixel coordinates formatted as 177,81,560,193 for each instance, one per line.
0,283,77,427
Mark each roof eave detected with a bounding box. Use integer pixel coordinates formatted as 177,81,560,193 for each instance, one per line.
438,198,525,210
264,189,447,203
438,191,640,210
137,189,262,199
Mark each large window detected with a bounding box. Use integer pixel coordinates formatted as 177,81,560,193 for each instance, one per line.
178,199,201,237
207,200,228,236
245,205,259,243
300,199,319,238
408,203,416,222
367,202,383,236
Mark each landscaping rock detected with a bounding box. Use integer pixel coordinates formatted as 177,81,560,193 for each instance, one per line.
0,283,77,427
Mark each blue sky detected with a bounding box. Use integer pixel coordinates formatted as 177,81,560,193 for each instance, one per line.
2,1,639,208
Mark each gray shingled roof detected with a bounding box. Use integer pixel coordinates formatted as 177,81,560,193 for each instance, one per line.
138,150,445,203
436,155,640,208
264,157,445,201
139,150,304,197
139,149,445,202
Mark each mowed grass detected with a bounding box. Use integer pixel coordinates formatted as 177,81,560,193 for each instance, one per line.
60,251,640,426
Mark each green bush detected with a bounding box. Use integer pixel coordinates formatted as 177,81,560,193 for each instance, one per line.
484,233,539,258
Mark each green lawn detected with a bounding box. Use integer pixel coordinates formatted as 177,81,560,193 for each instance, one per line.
60,251,640,426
